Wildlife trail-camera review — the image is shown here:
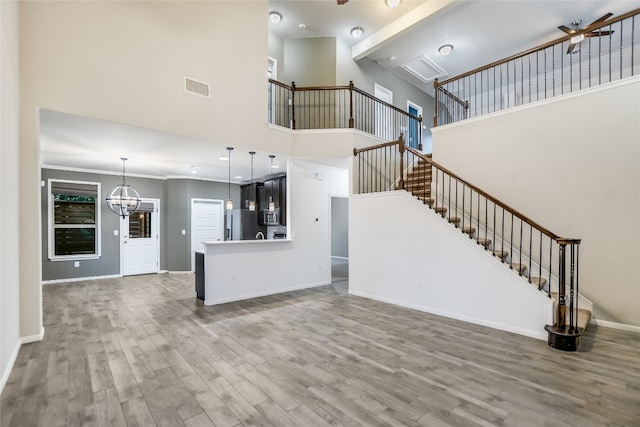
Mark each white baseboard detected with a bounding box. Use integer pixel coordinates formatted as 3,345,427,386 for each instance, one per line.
590,318,640,334
331,256,349,260
42,274,121,285
349,290,548,341
0,339,22,395
21,326,45,344
0,327,44,395
167,271,193,275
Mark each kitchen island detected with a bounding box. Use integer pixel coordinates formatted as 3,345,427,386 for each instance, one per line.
200,239,328,306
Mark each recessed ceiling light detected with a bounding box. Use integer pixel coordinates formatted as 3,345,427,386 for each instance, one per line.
299,23,306,29
219,156,228,161
390,56,396,62
438,44,454,56
271,165,279,169
351,27,364,39
385,0,402,8
234,175,242,179
269,11,282,24
190,170,198,174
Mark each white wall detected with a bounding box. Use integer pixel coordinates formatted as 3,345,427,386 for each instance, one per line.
18,0,295,347
1,0,22,392
204,160,348,304
432,77,640,327
349,191,553,340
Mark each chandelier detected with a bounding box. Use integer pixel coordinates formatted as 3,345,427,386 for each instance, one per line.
105,157,141,219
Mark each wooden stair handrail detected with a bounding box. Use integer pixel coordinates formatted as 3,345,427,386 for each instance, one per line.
403,145,574,242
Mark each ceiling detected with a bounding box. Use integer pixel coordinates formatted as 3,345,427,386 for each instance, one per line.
40,0,637,182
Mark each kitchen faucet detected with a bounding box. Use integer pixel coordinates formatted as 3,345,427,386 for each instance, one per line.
255,231,265,240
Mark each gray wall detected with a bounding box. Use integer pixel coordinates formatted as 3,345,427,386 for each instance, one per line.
331,196,349,258
282,37,337,86
41,168,240,280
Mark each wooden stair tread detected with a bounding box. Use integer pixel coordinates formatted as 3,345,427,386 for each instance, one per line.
549,292,592,329
494,250,509,259
477,238,491,247
530,277,547,289
462,227,476,236
434,207,447,214
511,263,527,274
448,217,461,224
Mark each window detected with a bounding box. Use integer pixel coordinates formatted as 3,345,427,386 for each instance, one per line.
48,179,101,261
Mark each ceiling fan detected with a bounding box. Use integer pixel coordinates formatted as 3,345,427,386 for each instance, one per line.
558,13,614,54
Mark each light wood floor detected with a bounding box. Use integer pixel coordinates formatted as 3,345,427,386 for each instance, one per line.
2,266,639,426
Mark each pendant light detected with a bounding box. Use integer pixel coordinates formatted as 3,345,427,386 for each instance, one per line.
268,155,276,212
226,147,234,211
248,151,256,211
106,157,141,219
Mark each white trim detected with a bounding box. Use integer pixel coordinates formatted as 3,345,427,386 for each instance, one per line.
48,179,101,261
590,318,640,334
349,290,548,341
42,274,121,285
331,256,349,260
0,339,22,395
1,328,45,394
21,327,45,344
167,270,193,275
42,164,167,180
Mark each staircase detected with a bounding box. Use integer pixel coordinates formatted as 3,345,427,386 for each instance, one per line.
387,148,591,351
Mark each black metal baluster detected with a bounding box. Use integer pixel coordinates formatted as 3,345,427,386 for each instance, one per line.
528,224,532,283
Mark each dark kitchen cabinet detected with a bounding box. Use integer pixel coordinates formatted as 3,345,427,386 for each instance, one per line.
278,175,287,226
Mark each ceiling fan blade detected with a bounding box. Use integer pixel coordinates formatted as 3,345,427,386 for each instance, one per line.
589,12,613,26
584,30,615,37
566,43,577,54
558,25,576,34
337,0,349,4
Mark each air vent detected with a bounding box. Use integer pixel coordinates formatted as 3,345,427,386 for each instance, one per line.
400,55,447,84
184,77,210,98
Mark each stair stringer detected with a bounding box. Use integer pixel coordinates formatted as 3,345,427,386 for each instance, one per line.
349,190,554,340
423,193,594,315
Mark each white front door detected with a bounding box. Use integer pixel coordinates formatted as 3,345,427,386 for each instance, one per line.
122,199,159,276
191,199,224,271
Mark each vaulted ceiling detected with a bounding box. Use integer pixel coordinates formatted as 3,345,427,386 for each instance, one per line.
40,1,637,181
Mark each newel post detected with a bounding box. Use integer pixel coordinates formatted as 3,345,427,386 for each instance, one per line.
348,81,355,128
557,241,567,331
433,79,439,128
398,134,405,190
291,81,296,130
418,115,423,151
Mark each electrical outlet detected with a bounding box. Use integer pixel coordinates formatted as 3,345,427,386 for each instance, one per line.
114,230,119,236
74,261,80,268
181,229,186,235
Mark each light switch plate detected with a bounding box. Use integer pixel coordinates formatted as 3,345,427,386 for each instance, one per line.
182,229,186,235
114,230,119,236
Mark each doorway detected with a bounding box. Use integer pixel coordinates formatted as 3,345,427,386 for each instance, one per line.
121,199,160,276
407,100,423,150
330,196,349,286
190,199,224,271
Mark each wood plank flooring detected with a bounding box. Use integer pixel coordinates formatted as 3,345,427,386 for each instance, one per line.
1,264,639,426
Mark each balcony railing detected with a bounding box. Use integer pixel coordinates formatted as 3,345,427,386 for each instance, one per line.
267,80,424,149
435,8,640,126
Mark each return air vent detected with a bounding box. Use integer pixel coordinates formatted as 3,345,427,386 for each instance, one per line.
400,55,447,84
184,77,210,98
